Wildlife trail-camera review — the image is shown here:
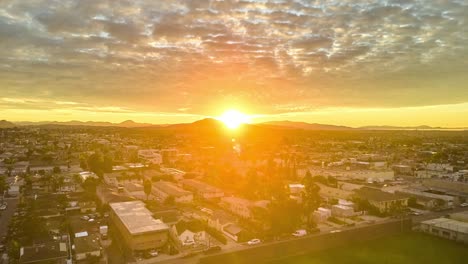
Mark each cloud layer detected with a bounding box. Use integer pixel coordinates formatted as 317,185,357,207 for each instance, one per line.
1,0,467,116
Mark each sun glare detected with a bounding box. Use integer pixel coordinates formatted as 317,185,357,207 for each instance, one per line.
219,110,250,129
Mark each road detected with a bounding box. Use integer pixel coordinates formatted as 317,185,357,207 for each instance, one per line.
0,198,19,239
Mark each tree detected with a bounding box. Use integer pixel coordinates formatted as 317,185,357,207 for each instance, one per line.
164,196,175,206
73,174,83,191
143,179,152,200
302,170,321,227
0,176,9,203
53,166,61,174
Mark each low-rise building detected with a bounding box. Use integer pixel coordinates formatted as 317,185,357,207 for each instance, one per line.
221,197,269,219
74,233,101,261
396,188,455,210
420,218,468,244
20,242,69,264
355,187,409,214
138,149,162,164
110,201,170,251
313,207,332,223
331,204,355,217
181,179,224,200
153,181,193,203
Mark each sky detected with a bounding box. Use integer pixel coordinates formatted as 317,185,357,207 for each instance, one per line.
0,0,467,127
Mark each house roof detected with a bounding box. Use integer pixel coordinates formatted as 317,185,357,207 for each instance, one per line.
223,224,243,236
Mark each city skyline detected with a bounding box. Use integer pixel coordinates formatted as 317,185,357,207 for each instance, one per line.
1,0,468,127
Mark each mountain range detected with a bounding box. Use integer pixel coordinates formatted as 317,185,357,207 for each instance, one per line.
2,119,466,131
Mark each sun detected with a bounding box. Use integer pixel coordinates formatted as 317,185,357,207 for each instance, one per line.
219,110,251,129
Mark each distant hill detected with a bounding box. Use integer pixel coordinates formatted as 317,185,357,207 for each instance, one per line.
8,119,465,131
0,120,16,128
14,120,155,128
359,125,466,130
260,121,354,130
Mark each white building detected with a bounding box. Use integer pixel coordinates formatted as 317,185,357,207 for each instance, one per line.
313,207,331,223
331,204,355,217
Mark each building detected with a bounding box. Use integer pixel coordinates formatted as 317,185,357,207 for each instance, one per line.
152,181,193,203
313,207,332,223
223,223,249,242
79,171,98,181
288,184,305,194
138,149,162,165
172,220,206,246
420,218,468,244
110,201,170,251
423,179,468,195
161,149,178,164
396,188,455,210
74,233,101,261
331,204,355,217
20,242,69,264
181,179,224,200
221,197,269,219
450,211,468,223
355,187,409,214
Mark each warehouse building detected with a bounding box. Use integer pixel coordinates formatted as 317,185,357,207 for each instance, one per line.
420,218,468,244
110,201,169,252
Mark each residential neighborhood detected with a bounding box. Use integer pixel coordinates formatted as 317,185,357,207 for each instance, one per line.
0,125,467,264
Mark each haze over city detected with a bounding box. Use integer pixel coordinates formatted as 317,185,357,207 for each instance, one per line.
1,0,467,127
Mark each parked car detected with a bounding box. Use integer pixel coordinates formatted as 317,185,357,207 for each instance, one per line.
204,246,222,254
80,215,90,221
247,239,261,245
292,229,307,237
330,230,342,233
460,203,468,207
144,249,158,258
0,203,7,211
183,239,195,246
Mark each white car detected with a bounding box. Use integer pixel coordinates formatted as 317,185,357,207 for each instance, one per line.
149,250,158,257
330,230,342,233
460,203,468,207
0,203,7,210
247,239,261,245
292,229,307,237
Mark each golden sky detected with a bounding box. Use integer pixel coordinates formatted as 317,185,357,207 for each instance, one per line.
0,0,467,127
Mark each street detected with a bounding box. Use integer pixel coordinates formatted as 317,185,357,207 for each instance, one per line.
0,198,18,239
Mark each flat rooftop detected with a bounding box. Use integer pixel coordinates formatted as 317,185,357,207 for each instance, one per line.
110,201,169,235
422,218,468,234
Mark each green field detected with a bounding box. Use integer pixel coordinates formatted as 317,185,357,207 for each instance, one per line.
270,233,468,264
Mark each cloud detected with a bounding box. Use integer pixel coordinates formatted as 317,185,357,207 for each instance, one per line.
0,0,466,116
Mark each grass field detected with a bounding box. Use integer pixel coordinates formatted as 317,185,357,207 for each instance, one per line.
269,233,468,264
